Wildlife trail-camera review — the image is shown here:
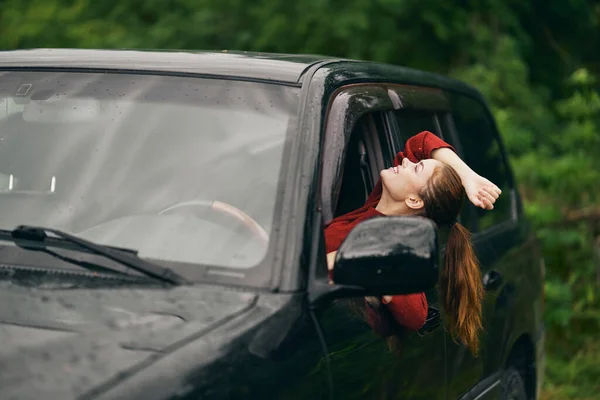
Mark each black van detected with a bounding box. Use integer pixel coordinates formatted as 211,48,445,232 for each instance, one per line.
0,49,544,400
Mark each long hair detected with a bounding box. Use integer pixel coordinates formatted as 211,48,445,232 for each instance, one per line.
420,164,484,356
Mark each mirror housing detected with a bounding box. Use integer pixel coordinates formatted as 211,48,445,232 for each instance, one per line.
332,216,439,295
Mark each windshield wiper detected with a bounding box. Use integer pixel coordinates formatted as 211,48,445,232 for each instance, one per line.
1,225,189,285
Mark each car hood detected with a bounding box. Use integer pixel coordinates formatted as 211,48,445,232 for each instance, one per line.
0,280,257,400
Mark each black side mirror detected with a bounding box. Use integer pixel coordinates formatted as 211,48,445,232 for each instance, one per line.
332,216,439,295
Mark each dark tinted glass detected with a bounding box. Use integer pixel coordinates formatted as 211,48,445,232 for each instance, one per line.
449,95,513,230
393,109,440,147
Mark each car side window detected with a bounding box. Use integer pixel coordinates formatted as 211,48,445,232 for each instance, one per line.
449,94,514,231
392,109,442,147
320,85,396,223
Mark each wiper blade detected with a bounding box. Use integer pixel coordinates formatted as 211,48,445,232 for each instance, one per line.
0,229,138,256
6,225,189,285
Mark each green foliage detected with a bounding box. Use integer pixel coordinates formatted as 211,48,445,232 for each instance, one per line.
1,0,600,397
543,338,600,400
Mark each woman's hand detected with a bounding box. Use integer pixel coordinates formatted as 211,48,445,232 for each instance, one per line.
326,251,337,283
326,251,337,271
431,148,501,210
463,174,502,210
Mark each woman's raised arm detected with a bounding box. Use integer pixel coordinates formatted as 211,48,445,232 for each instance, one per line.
431,148,501,210
399,131,502,210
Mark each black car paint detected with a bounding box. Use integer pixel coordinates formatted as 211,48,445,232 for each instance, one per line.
0,49,544,399
0,273,257,399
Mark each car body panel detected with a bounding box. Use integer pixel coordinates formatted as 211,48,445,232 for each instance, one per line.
0,275,256,399
89,292,329,400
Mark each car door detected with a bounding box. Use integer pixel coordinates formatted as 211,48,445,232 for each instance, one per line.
315,84,447,400
384,88,491,397
441,92,536,399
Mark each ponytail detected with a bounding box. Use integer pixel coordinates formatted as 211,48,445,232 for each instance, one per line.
420,163,484,355
441,222,484,355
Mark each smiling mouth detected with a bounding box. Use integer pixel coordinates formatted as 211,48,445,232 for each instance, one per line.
388,166,399,174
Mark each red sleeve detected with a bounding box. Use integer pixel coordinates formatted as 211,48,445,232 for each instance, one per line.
384,293,428,331
364,293,428,334
366,131,455,204
396,130,455,163
324,207,383,255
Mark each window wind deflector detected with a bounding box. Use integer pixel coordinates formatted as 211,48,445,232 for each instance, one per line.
7,225,189,285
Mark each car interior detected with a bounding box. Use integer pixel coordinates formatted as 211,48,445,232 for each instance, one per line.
334,113,386,218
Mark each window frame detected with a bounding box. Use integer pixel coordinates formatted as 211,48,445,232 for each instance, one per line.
320,84,400,223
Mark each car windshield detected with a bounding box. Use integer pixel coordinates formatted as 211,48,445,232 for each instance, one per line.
0,71,299,274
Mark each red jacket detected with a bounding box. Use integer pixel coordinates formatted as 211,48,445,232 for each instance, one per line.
325,131,455,333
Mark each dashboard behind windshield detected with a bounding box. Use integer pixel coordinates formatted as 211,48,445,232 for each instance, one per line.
0,71,299,275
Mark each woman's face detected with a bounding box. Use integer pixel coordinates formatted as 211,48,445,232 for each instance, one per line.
380,157,443,204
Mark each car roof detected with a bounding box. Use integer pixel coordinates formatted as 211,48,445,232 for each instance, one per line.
0,48,336,84
0,49,482,98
